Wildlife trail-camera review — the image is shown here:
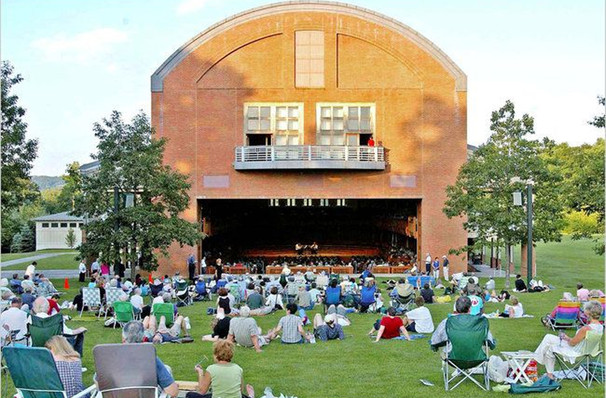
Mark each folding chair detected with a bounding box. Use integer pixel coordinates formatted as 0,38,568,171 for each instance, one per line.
80,287,102,317
103,288,123,320
113,301,135,329
4,346,96,398
544,301,581,331
93,343,159,398
152,303,174,327
28,313,64,347
555,330,604,388
599,297,605,325
442,314,491,391
175,280,191,307
229,284,241,304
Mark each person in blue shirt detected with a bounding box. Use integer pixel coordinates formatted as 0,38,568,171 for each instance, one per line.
324,279,341,308
359,279,378,313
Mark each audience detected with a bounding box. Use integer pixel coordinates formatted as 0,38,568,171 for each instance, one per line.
371,307,411,341
514,274,527,292
534,300,604,380
274,303,308,344
295,285,313,310
577,283,590,301
143,314,191,343
227,306,274,353
45,336,89,398
402,296,435,333
498,296,524,318
419,283,434,304
121,321,179,397
186,340,254,398
202,309,231,342
0,297,28,343
313,313,345,341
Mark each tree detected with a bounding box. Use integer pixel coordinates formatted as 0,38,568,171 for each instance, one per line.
57,162,82,212
588,96,605,128
10,223,35,253
443,100,564,287
75,111,203,278
1,61,38,215
65,228,77,249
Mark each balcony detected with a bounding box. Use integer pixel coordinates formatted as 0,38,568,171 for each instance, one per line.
234,145,385,170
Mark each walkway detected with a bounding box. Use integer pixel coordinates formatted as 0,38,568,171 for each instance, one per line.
1,269,79,279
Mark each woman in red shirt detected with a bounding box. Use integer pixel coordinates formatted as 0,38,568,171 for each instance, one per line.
373,307,410,341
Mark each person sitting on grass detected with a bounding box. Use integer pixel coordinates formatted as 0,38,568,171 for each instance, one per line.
498,296,524,318
202,308,231,342
32,297,87,357
534,300,604,380
245,285,264,310
324,279,342,308
45,336,90,398
274,303,309,344
121,321,179,397
308,282,322,305
402,296,435,333
265,286,285,311
370,306,411,342
514,274,527,292
295,285,313,310
313,313,345,341
143,313,191,343
186,339,255,398
227,306,275,353
419,283,434,304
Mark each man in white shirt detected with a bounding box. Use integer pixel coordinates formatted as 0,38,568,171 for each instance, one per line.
424,253,432,275
25,261,37,278
78,260,87,282
402,296,435,334
130,288,144,315
91,258,100,275
31,297,87,356
0,297,29,342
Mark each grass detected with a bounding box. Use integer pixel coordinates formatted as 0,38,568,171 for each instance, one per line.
0,249,77,263
2,237,604,398
2,253,79,270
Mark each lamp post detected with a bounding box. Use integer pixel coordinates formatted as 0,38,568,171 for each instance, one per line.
512,178,534,286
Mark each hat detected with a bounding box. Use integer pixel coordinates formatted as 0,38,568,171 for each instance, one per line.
324,314,335,323
0,278,8,287
154,279,162,286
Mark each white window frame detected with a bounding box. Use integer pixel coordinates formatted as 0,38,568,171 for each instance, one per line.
316,103,376,146
243,103,304,146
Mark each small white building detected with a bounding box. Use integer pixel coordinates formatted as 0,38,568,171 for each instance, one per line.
32,212,84,250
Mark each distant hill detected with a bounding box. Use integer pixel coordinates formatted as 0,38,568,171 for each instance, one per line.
32,175,64,191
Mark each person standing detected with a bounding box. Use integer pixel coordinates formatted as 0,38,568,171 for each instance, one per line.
432,257,440,279
78,260,87,283
91,258,100,276
187,253,196,281
424,253,431,276
215,258,223,281
201,256,207,275
25,261,37,279
442,255,450,281
367,136,375,147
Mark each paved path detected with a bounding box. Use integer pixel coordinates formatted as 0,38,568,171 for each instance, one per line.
0,252,77,267
469,263,506,278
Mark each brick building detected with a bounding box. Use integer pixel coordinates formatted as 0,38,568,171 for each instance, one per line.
151,1,468,275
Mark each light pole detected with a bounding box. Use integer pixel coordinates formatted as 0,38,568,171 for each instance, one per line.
512,178,534,286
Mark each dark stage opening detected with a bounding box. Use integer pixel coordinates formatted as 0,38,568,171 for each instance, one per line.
199,199,418,262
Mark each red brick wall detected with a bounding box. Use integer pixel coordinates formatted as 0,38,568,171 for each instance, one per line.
152,5,468,276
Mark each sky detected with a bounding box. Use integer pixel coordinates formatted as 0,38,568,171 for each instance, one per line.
2,0,604,176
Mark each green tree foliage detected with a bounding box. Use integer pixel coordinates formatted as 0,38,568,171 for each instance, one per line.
563,211,602,238
443,100,564,284
65,228,77,249
75,111,203,276
1,61,38,214
10,223,35,253
588,96,605,128
57,162,82,212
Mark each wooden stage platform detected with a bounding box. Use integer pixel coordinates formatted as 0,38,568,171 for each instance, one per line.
242,245,380,260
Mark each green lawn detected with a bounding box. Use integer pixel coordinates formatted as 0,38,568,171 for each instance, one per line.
0,249,76,262
2,253,79,270
4,237,604,398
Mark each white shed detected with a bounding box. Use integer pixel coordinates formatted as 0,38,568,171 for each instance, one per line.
32,212,84,250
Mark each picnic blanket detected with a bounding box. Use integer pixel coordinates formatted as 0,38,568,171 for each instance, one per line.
393,334,427,340
484,313,534,319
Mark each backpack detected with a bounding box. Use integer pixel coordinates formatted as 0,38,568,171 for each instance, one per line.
509,375,561,394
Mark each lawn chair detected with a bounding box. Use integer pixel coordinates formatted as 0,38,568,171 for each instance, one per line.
544,301,581,330
175,280,192,307
113,301,135,329
80,287,102,317
152,303,174,327
4,346,96,398
442,314,491,391
599,297,605,325
555,330,604,388
93,343,158,398
103,288,123,320
28,313,64,347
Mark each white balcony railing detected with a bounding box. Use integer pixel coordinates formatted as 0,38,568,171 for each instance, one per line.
234,145,385,170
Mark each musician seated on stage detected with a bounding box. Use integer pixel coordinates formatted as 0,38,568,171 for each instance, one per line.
310,242,319,255
295,243,304,255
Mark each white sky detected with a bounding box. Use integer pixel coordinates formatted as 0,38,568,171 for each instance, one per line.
2,0,604,176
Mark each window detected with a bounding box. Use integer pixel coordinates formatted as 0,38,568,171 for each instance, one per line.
79,223,84,228
317,104,375,146
69,223,77,227
60,223,68,228
42,223,49,228
51,223,58,228
303,199,313,207
244,103,303,146
295,31,324,88
286,198,296,207
269,199,280,207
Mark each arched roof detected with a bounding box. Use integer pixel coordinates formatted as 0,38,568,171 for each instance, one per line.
151,1,467,92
